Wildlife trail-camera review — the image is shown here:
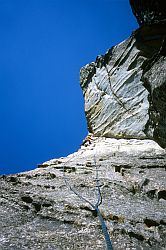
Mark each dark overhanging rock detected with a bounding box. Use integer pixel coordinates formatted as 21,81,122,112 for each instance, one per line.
129,0,166,26
143,49,166,148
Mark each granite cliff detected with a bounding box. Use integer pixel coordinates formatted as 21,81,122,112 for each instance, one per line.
0,1,166,249
80,22,166,148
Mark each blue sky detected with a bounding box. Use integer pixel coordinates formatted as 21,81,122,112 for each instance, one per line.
0,0,138,175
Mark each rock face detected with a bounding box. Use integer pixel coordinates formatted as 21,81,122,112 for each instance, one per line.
129,0,166,26
143,49,166,148
80,35,149,140
80,24,166,148
1,1,166,250
1,138,166,249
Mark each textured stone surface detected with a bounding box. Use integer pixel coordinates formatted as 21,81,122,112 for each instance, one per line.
143,54,166,148
80,36,149,139
1,3,166,250
1,138,166,249
80,25,166,147
130,0,166,26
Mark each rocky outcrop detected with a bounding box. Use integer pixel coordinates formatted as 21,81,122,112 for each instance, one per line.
129,0,166,26
1,138,166,249
80,35,149,140
80,24,166,147
0,1,166,250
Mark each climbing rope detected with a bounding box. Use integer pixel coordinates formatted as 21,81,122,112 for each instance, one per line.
63,153,113,250
95,206,113,250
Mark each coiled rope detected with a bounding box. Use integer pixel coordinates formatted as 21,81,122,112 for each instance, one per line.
63,154,113,250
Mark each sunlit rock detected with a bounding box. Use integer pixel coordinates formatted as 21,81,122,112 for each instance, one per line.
80,24,166,147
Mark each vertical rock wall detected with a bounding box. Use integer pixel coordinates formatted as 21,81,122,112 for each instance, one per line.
80,35,150,139
80,1,166,147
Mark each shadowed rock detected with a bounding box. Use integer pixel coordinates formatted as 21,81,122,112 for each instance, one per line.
130,0,166,26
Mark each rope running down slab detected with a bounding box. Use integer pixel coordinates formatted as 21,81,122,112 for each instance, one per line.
63,154,113,250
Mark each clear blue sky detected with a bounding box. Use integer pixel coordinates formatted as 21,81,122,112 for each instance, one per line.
0,0,138,175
